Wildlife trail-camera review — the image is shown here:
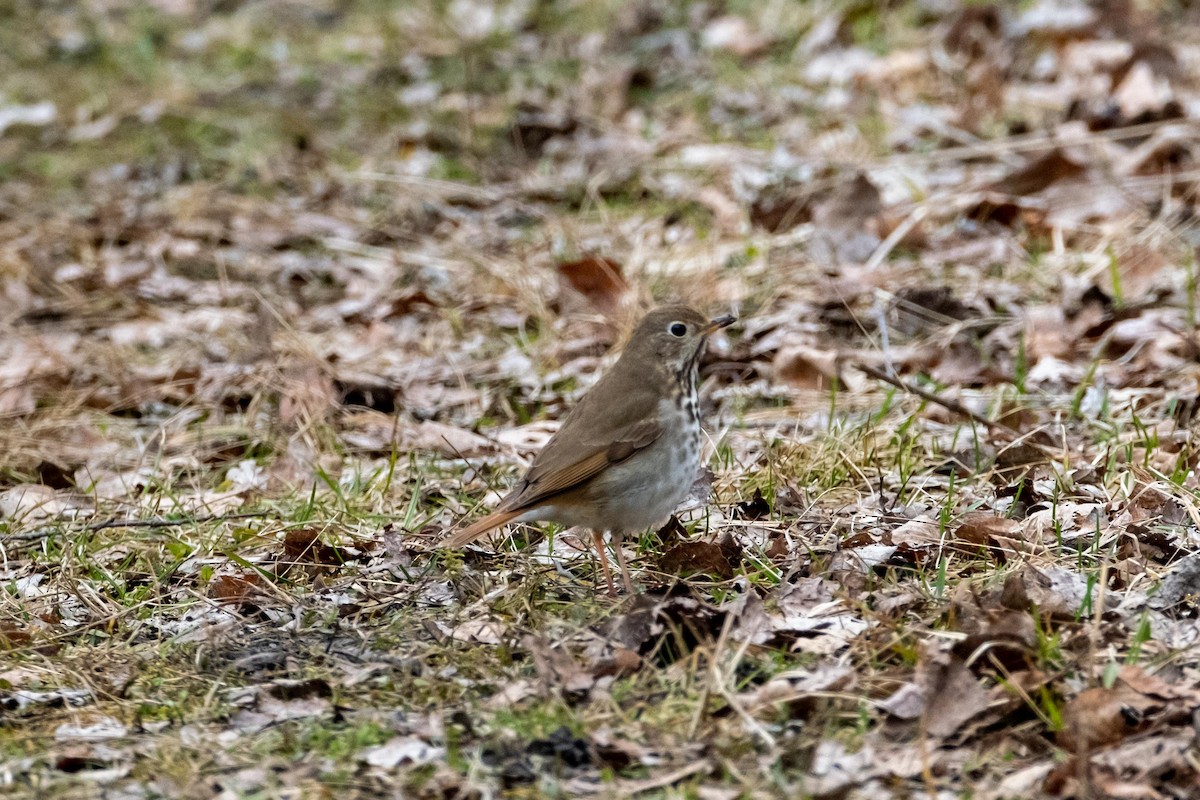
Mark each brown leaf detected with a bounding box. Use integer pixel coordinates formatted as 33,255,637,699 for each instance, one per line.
557,256,628,316
954,511,1024,560
657,541,734,579
509,106,578,159
208,573,264,604
738,664,856,715
279,361,337,429
592,646,642,679
917,646,992,739
765,533,789,561
525,636,595,695
1113,60,1174,122
402,419,493,458
808,173,884,266
716,532,743,568
988,149,1086,196
0,485,75,521
654,515,688,545
1114,664,1200,704
944,6,1003,59
749,183,811,233
1108,245,1172,304
773,344,840,390
230,678,334,733
813,172,882,227
965,193,1045,228
951,604,1037,671
280,528,365,568
283,528,322,561
892,285,979,332
1000,565,1107,618
594,594,721,660
0,383,34,415
0,622,33,648
1059,685,1159,752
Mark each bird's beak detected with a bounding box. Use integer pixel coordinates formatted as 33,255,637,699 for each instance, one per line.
702,314,737,335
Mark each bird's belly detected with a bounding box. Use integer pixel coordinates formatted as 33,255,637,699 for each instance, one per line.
516,398,703,534
585,427,700,533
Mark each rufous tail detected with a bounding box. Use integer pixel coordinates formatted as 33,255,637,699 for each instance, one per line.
444,507,524,548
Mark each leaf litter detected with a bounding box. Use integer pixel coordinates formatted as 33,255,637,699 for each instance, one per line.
3,0,1200,798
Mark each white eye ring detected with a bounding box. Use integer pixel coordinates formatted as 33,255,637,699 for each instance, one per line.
668,322,688,337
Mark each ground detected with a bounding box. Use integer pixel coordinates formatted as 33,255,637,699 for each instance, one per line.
2,1,1200,798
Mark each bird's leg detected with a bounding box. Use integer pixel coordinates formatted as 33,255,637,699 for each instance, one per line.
592,530,616,597
613,535,635,594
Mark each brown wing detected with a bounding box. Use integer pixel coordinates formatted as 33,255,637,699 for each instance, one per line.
446,353,663,546
444,417,660,547
500,415,661,510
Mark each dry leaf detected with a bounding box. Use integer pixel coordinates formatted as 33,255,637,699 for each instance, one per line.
774,344,840,390
557,256,628,316
657,541,734,579
917,646,992,739
208,573,265,605
988,149,1086,196
1058,685,1159,751
954,511,1025,559
525,635,596,694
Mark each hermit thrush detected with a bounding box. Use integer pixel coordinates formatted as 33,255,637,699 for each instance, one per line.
446,305,736,594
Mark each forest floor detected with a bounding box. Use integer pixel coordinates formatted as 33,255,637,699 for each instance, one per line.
3,1,1200,798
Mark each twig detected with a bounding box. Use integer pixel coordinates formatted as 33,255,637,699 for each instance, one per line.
4,511,272,541
856,363,1066,462
855,363,1019,439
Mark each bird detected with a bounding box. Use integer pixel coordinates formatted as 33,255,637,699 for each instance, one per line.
446,305,736,594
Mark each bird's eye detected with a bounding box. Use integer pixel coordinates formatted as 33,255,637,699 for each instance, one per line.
668,322,687,337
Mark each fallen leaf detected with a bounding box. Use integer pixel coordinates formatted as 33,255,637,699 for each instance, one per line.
657,541,734,579
1147,554,1200,618
558,256,628,316
879,682,925,720
525,635,596,694
805,739,879,798
739,664,856,714
773,344,840,390
987,149,1086,196
1016,561,1113,613
1058,685,1158,751
954,511,1025,560
749,182,811,232
402,419,493,458
0,485,74,521
451,617,507,645
54,716,127,741
207,573,265,605
808,173,883,266
917,646,992,739
1113,60,1173,122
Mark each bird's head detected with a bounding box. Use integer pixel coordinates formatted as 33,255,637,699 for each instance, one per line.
625,305,736,375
